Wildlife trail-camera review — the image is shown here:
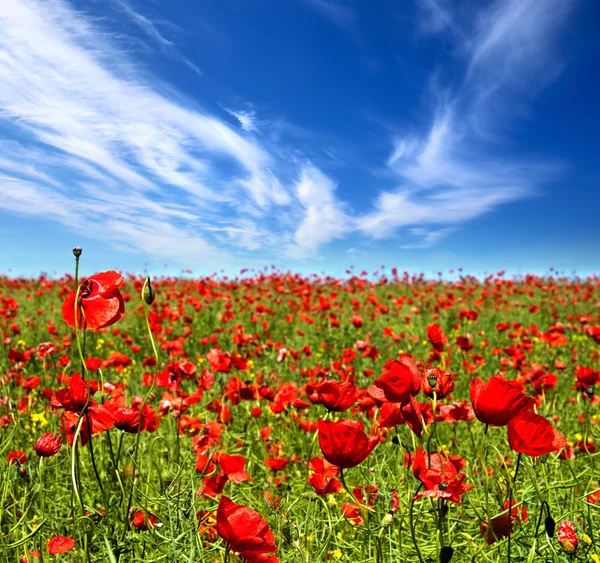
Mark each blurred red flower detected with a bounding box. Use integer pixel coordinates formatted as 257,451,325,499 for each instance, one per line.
48,536,75,554
7,451,26,465
427,323,448,353
34,432,63,457
62,271,124,330
113,407,142,434
481,500,527,544
216,496,278,563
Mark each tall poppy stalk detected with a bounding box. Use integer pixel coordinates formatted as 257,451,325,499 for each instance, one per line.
122,276,158,539
507,453,522,563
70,247,93,563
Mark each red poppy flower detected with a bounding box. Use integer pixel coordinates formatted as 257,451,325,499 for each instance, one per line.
62,271,124,330
481,500,528,544
216,496,278,563
7,451,27,465
367,356,421,404
557,521,578,554
130,509,161,531
317,419,378,469
421,368,454,399
427,323,448,353
48,536,75,554
507,410,568,457
412,445,473,503
470,374,535,427
308,472,342,495
316,379,358,412
264,457,289,471
34,432,63,457
218,453,252,483
113,407,142,433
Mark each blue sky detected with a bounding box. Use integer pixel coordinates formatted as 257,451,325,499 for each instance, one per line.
0,0,599,278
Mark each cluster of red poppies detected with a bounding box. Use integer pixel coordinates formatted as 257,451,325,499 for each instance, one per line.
1,267,598,561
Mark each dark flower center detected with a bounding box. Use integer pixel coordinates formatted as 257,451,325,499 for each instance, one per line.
80,279,99,298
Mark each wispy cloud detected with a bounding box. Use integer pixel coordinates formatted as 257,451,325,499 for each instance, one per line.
115,0,203,76
0,0,354,264
0,0,578,268
415,0,455,35
225,108,258,133
286,167,354,258
304,0,357,30
361,0,572,244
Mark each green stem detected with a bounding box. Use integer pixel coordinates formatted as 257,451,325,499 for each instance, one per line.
507,452,522,563
122,290,159,539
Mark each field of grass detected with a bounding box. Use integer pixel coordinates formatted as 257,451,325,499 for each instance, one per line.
1,259,599,562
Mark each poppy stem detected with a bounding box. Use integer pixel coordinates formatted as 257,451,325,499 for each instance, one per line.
409,484,425,563
122,291,159,540
507,452,522,563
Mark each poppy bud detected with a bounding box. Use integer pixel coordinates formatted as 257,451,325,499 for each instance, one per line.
35,432,63,458
142,276,155,305
72,247,82,258
557,521,578,554
440,546,454,563
545,515,556,538
427,373,438,388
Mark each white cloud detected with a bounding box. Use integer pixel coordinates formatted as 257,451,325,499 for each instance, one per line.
115,0,203,76
0,0,576,265
0,0,339,263
360,0,571,245
415,0,455,35
226,109,258,133
305,0,357,30
468,0,572,82
286,167,353,257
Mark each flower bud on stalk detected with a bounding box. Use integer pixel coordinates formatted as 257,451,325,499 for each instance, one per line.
557,521,578,554
142,276,155,305
544,516,556,538
72,246,82,258
439,546,454,563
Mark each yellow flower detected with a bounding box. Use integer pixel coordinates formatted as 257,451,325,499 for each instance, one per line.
30,412,48,427
331,549,342,560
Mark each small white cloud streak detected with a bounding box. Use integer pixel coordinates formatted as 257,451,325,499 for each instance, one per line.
306,0,357,30
115,0,203,76
226,109,258,133
415,0,455,35
468,0,572,83
286,167,353,258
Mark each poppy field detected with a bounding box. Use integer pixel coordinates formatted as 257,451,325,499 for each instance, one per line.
1,254,599,562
